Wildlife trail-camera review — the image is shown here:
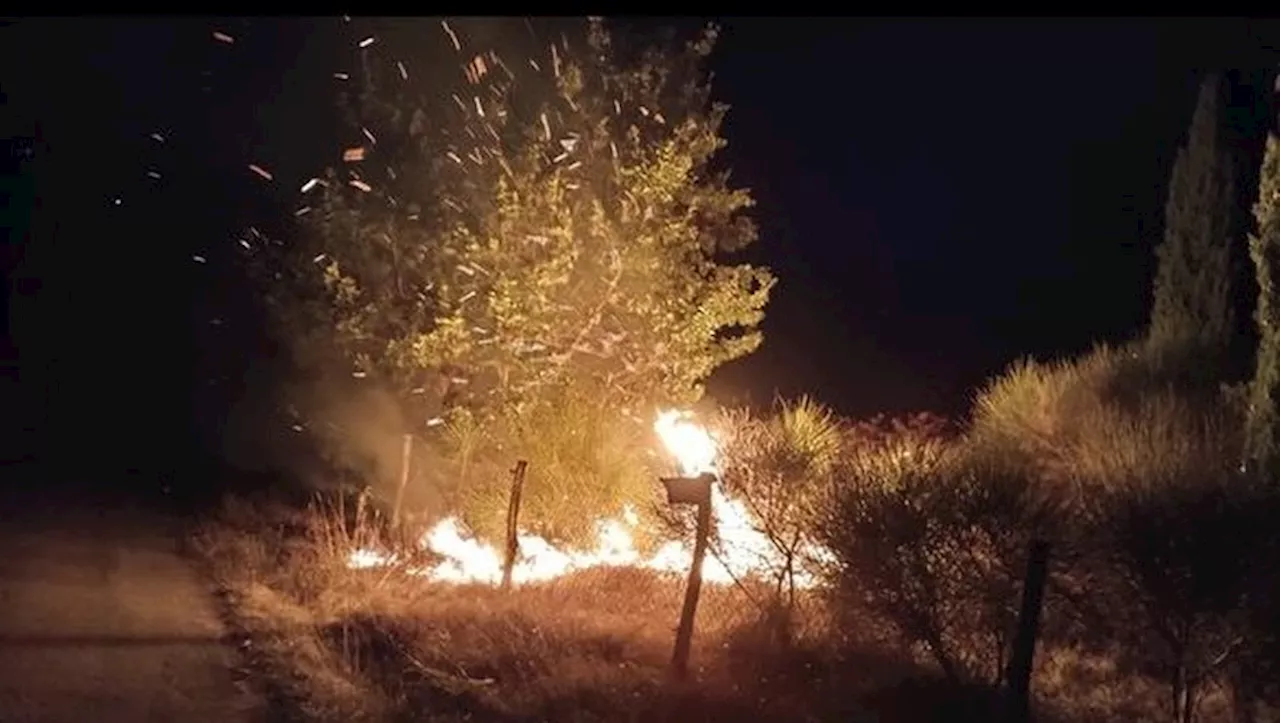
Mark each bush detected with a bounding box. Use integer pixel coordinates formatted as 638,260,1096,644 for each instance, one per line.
818,415,1030,685
434,383,659,548
1073,394,1270,723
971,344,1280,722
712,396,843,613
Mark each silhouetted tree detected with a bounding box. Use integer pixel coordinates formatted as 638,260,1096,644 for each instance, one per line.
1148,73,1239,378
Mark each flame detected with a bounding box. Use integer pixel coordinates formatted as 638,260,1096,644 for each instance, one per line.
347,409,828,588
653,409,718,476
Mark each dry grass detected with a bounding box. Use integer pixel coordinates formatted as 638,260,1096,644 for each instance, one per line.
190,485,1253,723
188,491,1026,722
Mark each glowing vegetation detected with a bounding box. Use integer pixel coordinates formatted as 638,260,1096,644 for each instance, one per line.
253,19,773,426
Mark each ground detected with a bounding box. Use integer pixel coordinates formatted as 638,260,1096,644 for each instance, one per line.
0,485,265,723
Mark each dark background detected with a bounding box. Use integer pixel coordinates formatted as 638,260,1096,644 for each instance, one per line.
3,17,1279,493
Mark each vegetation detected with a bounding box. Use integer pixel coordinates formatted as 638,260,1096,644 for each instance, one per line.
202,18,1280,723
1246,134,1280,475
1147,73,1239,382
243,18,774,540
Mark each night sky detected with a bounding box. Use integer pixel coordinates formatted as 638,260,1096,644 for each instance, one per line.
5,17,1279,479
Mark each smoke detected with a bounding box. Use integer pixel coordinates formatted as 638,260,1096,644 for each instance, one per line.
221,361,414,499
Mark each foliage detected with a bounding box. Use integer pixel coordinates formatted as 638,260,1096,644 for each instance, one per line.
435,383,658,546
249,18,774,437
1147,73,1238,372
713,396,843,612
1246,133,1280,476
817,415,1030,685
974,339,1280,721
1067,394,1262,723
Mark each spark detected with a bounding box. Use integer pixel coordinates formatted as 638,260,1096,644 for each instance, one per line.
239,238,251,250
300,178,321,193
294,206,312,217
313,253,326,264
248,164,273,181
397,60,408,79
441,20,460,51
540,112,551,141
361,127,377,145
349,179,372,192
426,417,445,427
446,151,463,165
559,137,577,153
550,43,561,78
492,53,513,79
353,371,368,378
343,147,366,162
212,31,234,44
333,72,350,80
149,132,165,143
147,170,161,179
473,96,484,117
192,255,207,263
358,36,375,48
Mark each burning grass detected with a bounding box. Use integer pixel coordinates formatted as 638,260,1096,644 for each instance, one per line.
191,490,1039,722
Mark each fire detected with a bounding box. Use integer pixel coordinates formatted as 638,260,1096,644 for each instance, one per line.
653,409,718,476
347,409,827,588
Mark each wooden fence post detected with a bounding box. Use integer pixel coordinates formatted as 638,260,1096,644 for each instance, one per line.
501,460,528,590
1005,538,1052,723
391,433,412,528
671,484,712,680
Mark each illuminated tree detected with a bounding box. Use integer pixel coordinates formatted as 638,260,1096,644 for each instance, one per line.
253,18,773,430
1147,73,1238,370
247,19,773,541
1246,133,1280,476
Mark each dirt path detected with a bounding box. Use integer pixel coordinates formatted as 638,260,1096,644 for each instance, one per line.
0,493,265,722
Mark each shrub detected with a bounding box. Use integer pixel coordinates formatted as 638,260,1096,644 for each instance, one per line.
713,396,843,613
818,415,1029,685
433,384,659,548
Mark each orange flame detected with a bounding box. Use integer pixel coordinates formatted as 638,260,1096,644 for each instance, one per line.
347,410,828,588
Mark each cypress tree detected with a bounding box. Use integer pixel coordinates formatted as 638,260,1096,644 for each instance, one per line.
1245,131,1280,473
1148,73,1238,363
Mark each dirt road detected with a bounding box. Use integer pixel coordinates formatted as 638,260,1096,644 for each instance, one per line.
0,490,264,723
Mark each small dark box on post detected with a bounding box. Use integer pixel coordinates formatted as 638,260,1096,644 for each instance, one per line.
660,473,714,505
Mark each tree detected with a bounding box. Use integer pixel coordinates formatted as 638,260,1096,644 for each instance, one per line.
1239,128,1280,723
251,18,774,438
1148,73,1238,372
1245,133,1280,475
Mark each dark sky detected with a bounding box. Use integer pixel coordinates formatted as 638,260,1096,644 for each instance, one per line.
5,17,1279,475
